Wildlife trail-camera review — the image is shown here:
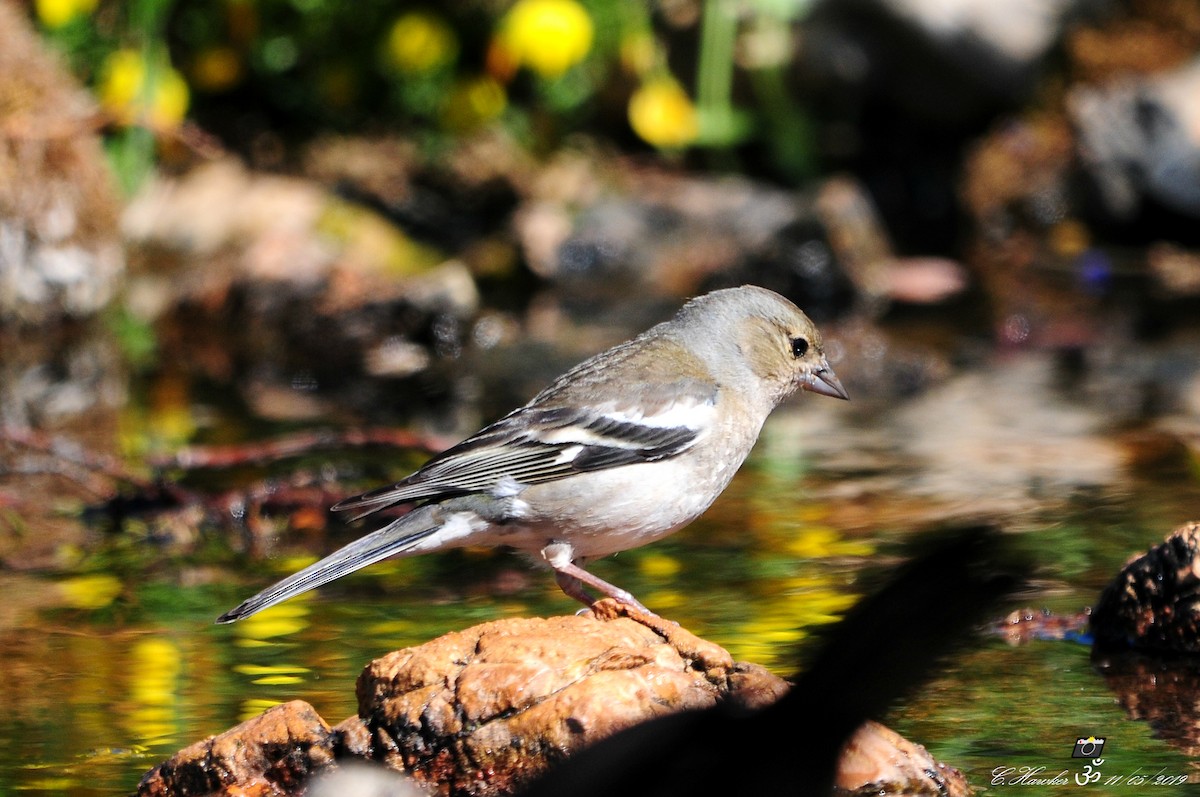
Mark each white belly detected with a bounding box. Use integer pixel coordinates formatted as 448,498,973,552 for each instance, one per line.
485,448,745,559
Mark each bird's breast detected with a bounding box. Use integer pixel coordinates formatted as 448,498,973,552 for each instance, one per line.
494,435,752,559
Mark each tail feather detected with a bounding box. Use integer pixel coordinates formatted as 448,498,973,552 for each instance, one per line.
215,509,441,624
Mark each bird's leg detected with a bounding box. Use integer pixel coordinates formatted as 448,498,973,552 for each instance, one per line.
542,543,654,615
553,568,599,607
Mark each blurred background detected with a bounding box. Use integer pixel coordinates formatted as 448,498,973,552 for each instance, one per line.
2,0,1200,793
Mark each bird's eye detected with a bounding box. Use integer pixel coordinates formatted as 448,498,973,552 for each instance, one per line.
790,337,809,358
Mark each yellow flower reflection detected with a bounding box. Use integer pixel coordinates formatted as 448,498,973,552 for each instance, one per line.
230,598,311,646
128,638,182,745
239,697,282,723
726,575,860,669
637,552,682,579
58,573,122,610
638,589,685,611
499,0,594,78
785,525,875,559
233,663,311,686
628,77,698,149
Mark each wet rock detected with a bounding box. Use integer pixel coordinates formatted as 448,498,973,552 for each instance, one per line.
135,700,338,797
895,354,1124,506
0,0,123,323
1091,521,1200,653
353,599,787,795
835,720,972,797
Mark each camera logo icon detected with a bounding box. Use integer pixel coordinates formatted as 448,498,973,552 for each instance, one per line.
1073,736,1105,758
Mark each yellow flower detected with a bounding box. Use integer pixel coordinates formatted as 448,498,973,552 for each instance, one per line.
35,0,97,29
619,30,658,76
387,11,458,73
99,49,190,130
499,0,594,79
628,77,698,148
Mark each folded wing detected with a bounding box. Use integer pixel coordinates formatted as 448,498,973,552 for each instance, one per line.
333,385,718,520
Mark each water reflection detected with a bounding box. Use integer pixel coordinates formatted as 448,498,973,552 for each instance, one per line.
127,638,183,747
3,469,1200,795
2,344,1200,794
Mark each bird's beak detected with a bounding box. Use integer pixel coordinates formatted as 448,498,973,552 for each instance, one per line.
802,360,849,400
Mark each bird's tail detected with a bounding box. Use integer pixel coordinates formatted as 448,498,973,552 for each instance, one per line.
215,507,441,624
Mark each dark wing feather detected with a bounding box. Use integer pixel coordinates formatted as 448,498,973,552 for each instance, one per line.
332,401,709,519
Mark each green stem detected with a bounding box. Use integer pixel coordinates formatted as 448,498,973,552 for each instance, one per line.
696,0,738,146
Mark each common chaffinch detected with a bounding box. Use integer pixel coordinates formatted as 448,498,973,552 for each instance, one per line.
217,285,847,623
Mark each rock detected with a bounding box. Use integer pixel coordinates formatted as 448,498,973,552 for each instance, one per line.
135,700,338,797
132,606,790,797
1090,521,1200,653
0,0,124,323
303,132,525,254
513,156,808,296
136,603,979,797
1069,57,1200,221
123,157,483,423
352,599,787,795
835,720,972,797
